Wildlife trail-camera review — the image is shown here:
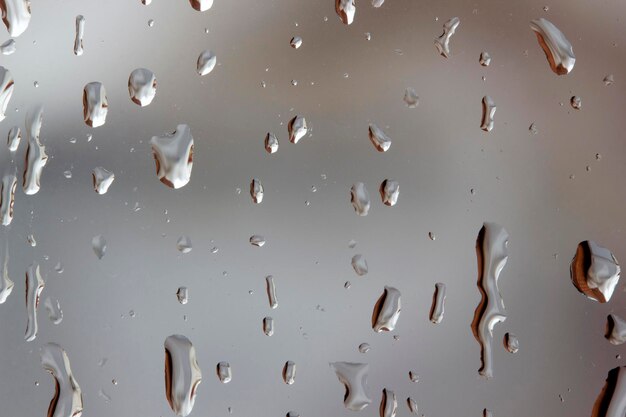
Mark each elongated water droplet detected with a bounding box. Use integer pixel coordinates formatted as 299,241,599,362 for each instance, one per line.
380,388,397,417
92,235,106,259
250,235,265,247
92,167,114,195
335,0,356,25
27,233,35,246
73,15,85,56
177,287,189,304
504,332,519,353
41,343,83,417
283,361,296,385
0,244,14,303
0,39,16,55
350,182,370,216
330,362,371,411
479,51,491,66
197,50,216,76
408,371,418,382
607,314,626,345
44,297,63,324
189,0,213,11
403,88,418,108
266,275,278,309
570,241,620,303
265,132,279,154
473,222,509,378
263,316,274,336
217,362,232,383
368,124,391,152
128,68,156,107
250,178,263,203
0,0,31,37
0,66,14,122
25,263,44,341
372,286,401,332
429,282,446,324
290,36,302,49
151,124,194,189
0,174,16,225
288,115,307,144
164,335,202,417
83,82,108,127
358,343,370,353
7,126,20,151
380,179,399,206
570,95,582,110
480,96,496,132
351,254,368,276
530,18,575,75
434,17,460,58
407,397,418,414
177,236,192,253
483,409,493,417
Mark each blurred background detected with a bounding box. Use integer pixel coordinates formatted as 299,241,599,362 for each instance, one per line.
1,0,626,416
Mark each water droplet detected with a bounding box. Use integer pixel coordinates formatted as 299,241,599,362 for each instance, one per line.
593,366,626,417
529,123,538,134
604,74,614,86
54,262,63,273
266,275,278,309
0,245,14,303
98,389,111,403
479,51,492,66
0,174,17,226
44,297,63,324
128,68,157,107
189,0,213,11
372,0,385,7
83,82,108,127
365,32,371,41
141,0,152,4
350,182,370,216
177,287,189,304
596,153,602,160
250,235,265,247
504,332,519,353
25,263,44,341
358,343,370,353
429,282,446,324
0,0,31,37
250,178,264,204
368,124,391,152
344,281,351,289
27,233,36,246
63,170,72,179
177,236,193,253
481,95,496,132
290,36,302,49
434,17,460,58
403,88,418,108
283,361,296,384
197,50,216,76
288,115,307,144
571,241,620,303
372,286,401,332
263,316,274,336
428,232,436,241
151,124,194,189
0,67,14,122
530,18,575,75
41,343,83,417
473,222,509,378
329,362,371,410
92,167,114,195
92,235,107,259
335,0,356,25
164,335,202,417
407,397,418,414
570,95,582,109
484,409,494,417
351,254,368,276
380,388,397,417
409,371,419,382
264,132,279,154
73,15,85,56
217,362,232,383
147,19,155,27
1,39,16,55
380,179,399,206
7,126,20,152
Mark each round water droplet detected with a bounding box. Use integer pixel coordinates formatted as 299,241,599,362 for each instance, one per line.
148,19,154,27
177,236,193,253
570,96,582,110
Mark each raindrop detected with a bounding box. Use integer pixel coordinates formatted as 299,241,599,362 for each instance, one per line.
330,362,371,411
177,236,193,253
177,287,189,305
92,167,114,195
92,235,107,259
290,36,302,49
607,315,626,345
570,95,582,110
283,361,296,385
529,123,538,134
164,335,202,417
434,17,460,58
372,286,401,332
266,275,278,309
530,18,575,75
250,178,264,203
1,39,16,55
429,282,446,324
151,124,194,189
0,175,17,226
73,15,85,56
264,132,279,154
148,19,154,27
350,182,370,216
44,297,63,324
27,234,36,246
380,179,399,206
0,0,31,37
380,388,397,417
217,362,232,383
25,263,44,341
407,397,418,414
368,124,391,152
0,67,15,121
189,0,213,11
250,235,265,247
335,0,356,25
197,50,216,76
481,96,496,132
365,32,371,41
263,316,274,336
7,126,20,151
479,51,491,66
604,74,614,86
504,332,519,353
351,254,368,276
403,88,419,108
570,240,620,303
358,343,370,353
288,115,308,144
128,68,157,107
41,343,83,417
83,82,108,127
409,371,419,382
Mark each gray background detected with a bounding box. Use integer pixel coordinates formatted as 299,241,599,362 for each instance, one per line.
1,0,626,416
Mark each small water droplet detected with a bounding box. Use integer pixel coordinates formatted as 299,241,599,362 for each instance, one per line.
429,283,446,324
283,361,296,384
177,236,193,253
570,95,582,109
350,182,370,216
479,51,491,66
74,15,85,56
358,343,370,353
151,124,194,189
604,74,614,85
336,0,356,25
92,167,114,194
288,115,308,143
217,362,232,383
177,287,189,304
264,132,279,154
351,254,368,276
92,235,107,259
250,178,264,203
197,50,216,76
128,68,157,107
83,82,108,127
290,36,302,49
504,332,519,353
263,316,274,336
148,19,154,27
403,88,419,108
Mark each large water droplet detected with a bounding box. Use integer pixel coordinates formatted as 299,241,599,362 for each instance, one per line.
164,335,202,417
0,66,15,121
530,18,575,75
288,115,307,144
330,362,371,411
128,68,157,107
92,235,107,259
266,275,278,309
73,15,85,56
197,50,216,76
92,167,114,195
380,389,397,417
41,343,83,417
0,0,31,37
480,96,496,132
372,286,401,332
0,244,14,303
83,82,108,127
151,124,194,189
25,263,44,341
350,182,370,216
434,17,460,58
429,282,446,324
22,107,47,195
335,0,356,25
570,241,620,303
0,174,16,226
607,314,626,345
